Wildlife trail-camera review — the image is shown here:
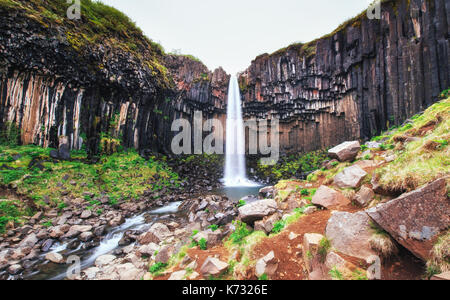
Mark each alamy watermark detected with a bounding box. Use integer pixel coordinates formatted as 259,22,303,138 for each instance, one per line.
171,111,280,166
367,0,381,20
67,0,81,20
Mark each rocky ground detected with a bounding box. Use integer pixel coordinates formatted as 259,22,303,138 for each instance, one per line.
0,96,449,281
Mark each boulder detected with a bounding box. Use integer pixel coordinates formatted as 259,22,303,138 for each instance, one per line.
116,263,145,280
95,255,116,267
366,178,450,261
312,186,350,209
138,223,172,245
255,251,279,277
168,270,187,280
138,243,159,257
193,229,223,248
355,186,375,207
8,264,23,275
79,232,94,242
155,245,173,264
45,252,64,264
238,199,278,223
259,186,275,198
19,233,38,248
80,210,92,219
328,141,361,162
303,233,325,273
254,213,281,234
431,272,450,281
325,211,376,260
334,165,367,189
200,257,229,278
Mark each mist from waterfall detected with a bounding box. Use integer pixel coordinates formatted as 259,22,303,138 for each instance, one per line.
223,75,258,187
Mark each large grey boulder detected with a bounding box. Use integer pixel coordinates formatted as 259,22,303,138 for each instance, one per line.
238,199,278,223
328,141,361,162
334,165,368,189
312,186,350,209
366,178,450,261
326,211,376,260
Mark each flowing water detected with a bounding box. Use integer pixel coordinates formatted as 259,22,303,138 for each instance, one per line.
223,75,259,188
24,202,182,280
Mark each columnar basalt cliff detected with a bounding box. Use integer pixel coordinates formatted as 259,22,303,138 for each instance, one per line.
0,1,228,156
0,0,448,157
239,0,449,153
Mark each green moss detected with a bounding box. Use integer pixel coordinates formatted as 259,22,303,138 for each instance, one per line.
0,144,180,210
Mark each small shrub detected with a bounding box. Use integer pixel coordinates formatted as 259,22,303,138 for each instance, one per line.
271,221,286,234
237,199,246,208
149,262,167,274
229,221,252,245
329,267,344,280
198,238,207,250
258,274,269,281
208,224,219,232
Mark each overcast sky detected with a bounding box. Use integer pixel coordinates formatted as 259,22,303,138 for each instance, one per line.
101,0,373,74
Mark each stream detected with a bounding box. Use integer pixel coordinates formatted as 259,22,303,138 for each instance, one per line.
16,185,262,280
23,201,183,280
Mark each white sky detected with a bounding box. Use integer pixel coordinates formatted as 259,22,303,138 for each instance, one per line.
101,0,373,74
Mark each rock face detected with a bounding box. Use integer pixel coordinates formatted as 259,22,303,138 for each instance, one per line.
326,211,376,260
312,186,350,208
334,166,368,189
0,3,229,155
238,199,278,223
1,0,448,156
328,141,361,162
239,0,449,153
366,178,450,261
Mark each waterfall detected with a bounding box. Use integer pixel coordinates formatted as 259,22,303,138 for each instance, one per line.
223,75,257,187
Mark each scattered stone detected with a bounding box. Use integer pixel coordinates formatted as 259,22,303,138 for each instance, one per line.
116,263,145,280
155,245,173,264
238,199,278,223
8,264,23,275
41,239,54,252
304,206,318,215
334,165,368,189
19,233,38,248
312,186,349,208
168,270,187,280
254,213,281,234
80,210,92,219
289,232,299,240
79,232,94,242
138,243,159,257
255,251,279,277
326,211,376,260
200,257,229,277
95,255,116,267
355,186,375,207
303,233,325,272
366,178,450,261
259,186,274,198
83,267,100,280
138,223,172,245
328,141,361,162
45,252,64,264
431,272,450,281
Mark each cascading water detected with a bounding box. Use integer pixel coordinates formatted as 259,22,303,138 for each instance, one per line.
223,75,258,187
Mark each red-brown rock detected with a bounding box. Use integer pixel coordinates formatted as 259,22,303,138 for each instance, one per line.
366,178,450,261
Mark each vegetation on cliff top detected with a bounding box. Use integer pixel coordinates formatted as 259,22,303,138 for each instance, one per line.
0,0,172,87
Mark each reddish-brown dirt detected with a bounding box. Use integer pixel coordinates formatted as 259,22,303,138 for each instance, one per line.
250,210,332,280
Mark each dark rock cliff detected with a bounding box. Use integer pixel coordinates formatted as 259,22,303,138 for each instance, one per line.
0,1,229,156
239,0,449,153
0,0,448,156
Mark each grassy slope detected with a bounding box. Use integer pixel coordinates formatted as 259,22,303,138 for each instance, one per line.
0,146,180,233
